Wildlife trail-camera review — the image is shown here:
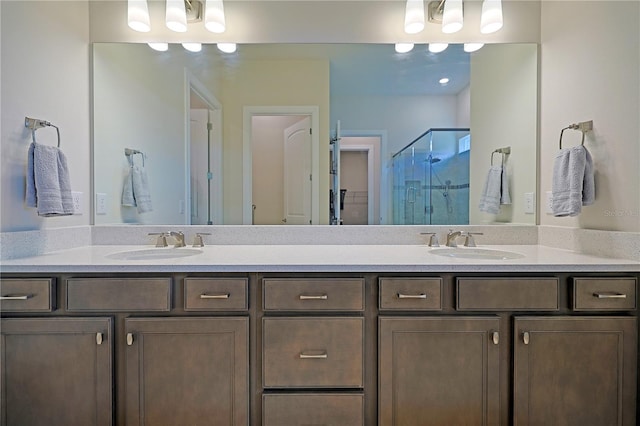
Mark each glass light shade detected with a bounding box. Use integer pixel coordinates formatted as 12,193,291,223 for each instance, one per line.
128,0,151,32
395,43,415,53
148,42,169,52
217,43,237,53
182,42,202,53
166,0,188,32
480,0,503,34
205,0,226,33
404,0,425,34
464,43,484,52
442,0,463,34
428,43,449,53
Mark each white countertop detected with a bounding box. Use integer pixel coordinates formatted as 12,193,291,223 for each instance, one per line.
1,244,638,273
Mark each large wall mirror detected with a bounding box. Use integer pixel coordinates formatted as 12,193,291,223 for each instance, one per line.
92,42,538,226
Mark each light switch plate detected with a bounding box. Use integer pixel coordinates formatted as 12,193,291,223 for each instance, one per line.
524,192,535,214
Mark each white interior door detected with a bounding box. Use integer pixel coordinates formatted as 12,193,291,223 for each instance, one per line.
283,116,312,224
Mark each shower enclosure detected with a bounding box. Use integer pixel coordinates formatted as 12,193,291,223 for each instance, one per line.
392,128,470,225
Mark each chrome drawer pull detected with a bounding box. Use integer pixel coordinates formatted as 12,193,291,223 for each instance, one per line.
96,333,103,345
0,294,32,300
593,292,627,299
492,331,499,345
299,351,328,359
126,333,134,346
397,293,427,299
200,293,230,299
299,294,328,300
523,331,530,345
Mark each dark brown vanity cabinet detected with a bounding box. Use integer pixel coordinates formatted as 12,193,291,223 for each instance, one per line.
0,317,113,426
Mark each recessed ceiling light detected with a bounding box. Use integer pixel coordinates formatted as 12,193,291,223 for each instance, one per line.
395,43,415,53
439,77,450,85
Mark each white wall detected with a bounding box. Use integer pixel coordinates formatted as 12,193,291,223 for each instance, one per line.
1,1,90,231
469,44,538,225
539,1,640,232
456,85,471,128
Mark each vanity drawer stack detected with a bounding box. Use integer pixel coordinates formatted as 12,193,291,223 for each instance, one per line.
261,278,365,426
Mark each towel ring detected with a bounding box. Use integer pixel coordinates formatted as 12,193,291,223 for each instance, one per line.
559,125,585,150
490,151,504,167
30,126,61,148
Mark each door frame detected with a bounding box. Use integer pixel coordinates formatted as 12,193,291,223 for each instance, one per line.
339,145,374,225
340,129,389,224
243,106,320,225
185,70,223,224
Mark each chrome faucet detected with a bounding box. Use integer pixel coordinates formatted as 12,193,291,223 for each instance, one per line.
168,231,186,248
445,230,463,247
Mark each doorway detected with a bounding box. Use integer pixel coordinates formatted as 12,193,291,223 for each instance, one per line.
242,106,320,225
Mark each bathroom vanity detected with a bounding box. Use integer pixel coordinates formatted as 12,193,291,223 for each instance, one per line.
1,244,638,426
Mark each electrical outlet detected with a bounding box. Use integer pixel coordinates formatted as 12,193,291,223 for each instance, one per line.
545,191,554,214
71,191,83,215
96,193,107,215
524,192,535,214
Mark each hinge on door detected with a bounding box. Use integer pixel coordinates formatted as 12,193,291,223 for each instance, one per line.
309,174,312,181
309,128,312,135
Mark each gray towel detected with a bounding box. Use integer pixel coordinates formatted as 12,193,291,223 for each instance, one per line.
26,142,74,216
121,166,135,206
552,145,595,217
132,165,152,213
478,166,503,214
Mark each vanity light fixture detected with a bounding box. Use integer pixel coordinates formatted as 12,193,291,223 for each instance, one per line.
205,0,226,33
182,42,202,52
148,42,169,52
217,43,237,53
128,0,151,32
404,0,425,34
464,43,484,52
395,43,415,53
166,0,188,32
428,43,449,53
441,0,463,34
480,0,503,34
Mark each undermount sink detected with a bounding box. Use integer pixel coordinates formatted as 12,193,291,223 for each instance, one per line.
429,247,525,260
106,247,203,261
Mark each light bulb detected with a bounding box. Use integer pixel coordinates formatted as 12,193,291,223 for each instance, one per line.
128,0,151,32
404,0,425,34
442,0,463,34
205,0,226,33
480,0,503,34
395,43,415,53
464,43,484,53
182,42,202,53
148,42,169,52
428,43,449,53
217,43,237,53
166,0,188,32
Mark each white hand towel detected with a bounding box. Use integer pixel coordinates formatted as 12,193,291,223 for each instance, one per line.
552,145,595,217
132,165,152,213
121,166,136,206
478,166,502,214
500,166,511,205
26,142,74,216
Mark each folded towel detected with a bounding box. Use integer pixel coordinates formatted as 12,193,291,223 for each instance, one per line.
552,145,595,217
26,142,74,216
121,166,135,206
132,165,152,213
479,166,503,214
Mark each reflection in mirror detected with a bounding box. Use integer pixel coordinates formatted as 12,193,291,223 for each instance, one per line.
92,43,538,226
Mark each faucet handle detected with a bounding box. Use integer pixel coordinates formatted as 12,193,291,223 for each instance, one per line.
461,232,483,247
192,232,211,247
420,232,440,247
148,232,168,247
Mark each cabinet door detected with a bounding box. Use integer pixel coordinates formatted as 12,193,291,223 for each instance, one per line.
514,316,637,426
125,317,248,426
379,317,500,426
1,318,113,426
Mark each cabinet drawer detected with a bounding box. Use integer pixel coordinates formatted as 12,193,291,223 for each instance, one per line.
263,317,364,388
457,277,559,311
0,278,55,312
573,277,637,311
263,393,364,426
379,277,442,310
263,278,364,311
66,278,171,312
184,277,248,311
